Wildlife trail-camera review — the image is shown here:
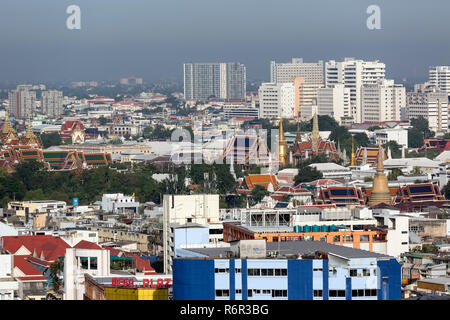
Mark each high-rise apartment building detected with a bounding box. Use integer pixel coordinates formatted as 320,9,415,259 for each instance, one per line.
325,58,386,123
183,62,246,101
8,87,36,118
317,84,351,124
406,89,448,133
270,58,323,84
258,82,295,119
361,80,405,123
41,90,63,117
429,66,450,94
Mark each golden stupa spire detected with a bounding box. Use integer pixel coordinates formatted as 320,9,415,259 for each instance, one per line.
25,115,34,139
311,111,320,154
279,117,288,166
368,137,391,207
1,109,18,143
2,109,14,134
376,138,384,173
350,136,356,166
23,114,40,147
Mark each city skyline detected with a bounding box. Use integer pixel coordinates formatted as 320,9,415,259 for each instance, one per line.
0,0,449,83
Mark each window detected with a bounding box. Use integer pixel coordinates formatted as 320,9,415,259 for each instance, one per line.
253,289,261,294
329,290,346,297
350,269,358,277
248,290,253,297
261,269,267,276
313,268,323,272
272,290,288,297
314,290,323,297
248,269,261,276
262,290,271,294
275,269,281,276
235,268,241,273
363,269,370,277
215,289,229,297
235,289,242,294
215,268,229,274
267,269,274,276
281,269,288,276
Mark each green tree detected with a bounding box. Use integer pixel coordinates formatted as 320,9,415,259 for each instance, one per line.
251,185,269,205
294,162,323,185
408,128,424,148
410,117,434,139
39,132,62,148
388,168,403,181
384,141,402,159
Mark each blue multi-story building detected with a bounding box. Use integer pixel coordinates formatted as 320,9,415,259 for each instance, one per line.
173,240,401,300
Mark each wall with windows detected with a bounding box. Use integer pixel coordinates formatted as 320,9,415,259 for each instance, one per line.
172,257,401,300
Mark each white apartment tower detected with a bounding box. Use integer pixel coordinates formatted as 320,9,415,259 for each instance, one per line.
317,84,351,124
184,62,246,101
429,66,450,94
325,58,386,123
361,79,405,123
406,90,448,133
41,90,63,117
8,87,36,118
270,58,323,84
258,82,295,119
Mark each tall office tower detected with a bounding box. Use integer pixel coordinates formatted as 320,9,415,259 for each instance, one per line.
41,90,63,117
325,58,386,123
361,79,405,123
429,66,450,94
406,89,448,133
292,77,325,119
258,82,295,119
317,84,351,125
183,62,246,101
270,58,323,84
8,87,36,118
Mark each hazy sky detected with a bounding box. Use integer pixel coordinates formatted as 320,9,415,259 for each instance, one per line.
0,0,449,83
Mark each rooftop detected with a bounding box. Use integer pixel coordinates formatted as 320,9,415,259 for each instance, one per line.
183,240,392,260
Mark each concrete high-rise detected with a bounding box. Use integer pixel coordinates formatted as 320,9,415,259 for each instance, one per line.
406,89,448,133
270,58,323,84
361,79,405,123
258,82,295,119
325,58,386,123
317,84,351,124
183,62,246,101
41,90,63,117
429,66,450,94
8,87,36,118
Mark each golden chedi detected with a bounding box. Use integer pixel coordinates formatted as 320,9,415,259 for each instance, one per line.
368,139,391,207
278,118,288,166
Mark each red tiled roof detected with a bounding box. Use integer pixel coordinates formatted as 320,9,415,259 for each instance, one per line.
74,240,102,250
2,235,71,262
16,276,47,281
13,256,42,276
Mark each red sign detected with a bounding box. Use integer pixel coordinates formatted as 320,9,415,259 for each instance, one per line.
112,277,134,287
111,277,171,288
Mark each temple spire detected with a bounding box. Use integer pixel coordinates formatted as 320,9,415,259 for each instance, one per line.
311,112,320,154
368,137,391,207
350,136,356,166
278,118,287,166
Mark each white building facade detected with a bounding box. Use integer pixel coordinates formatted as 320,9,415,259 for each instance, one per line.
326,58,386,123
